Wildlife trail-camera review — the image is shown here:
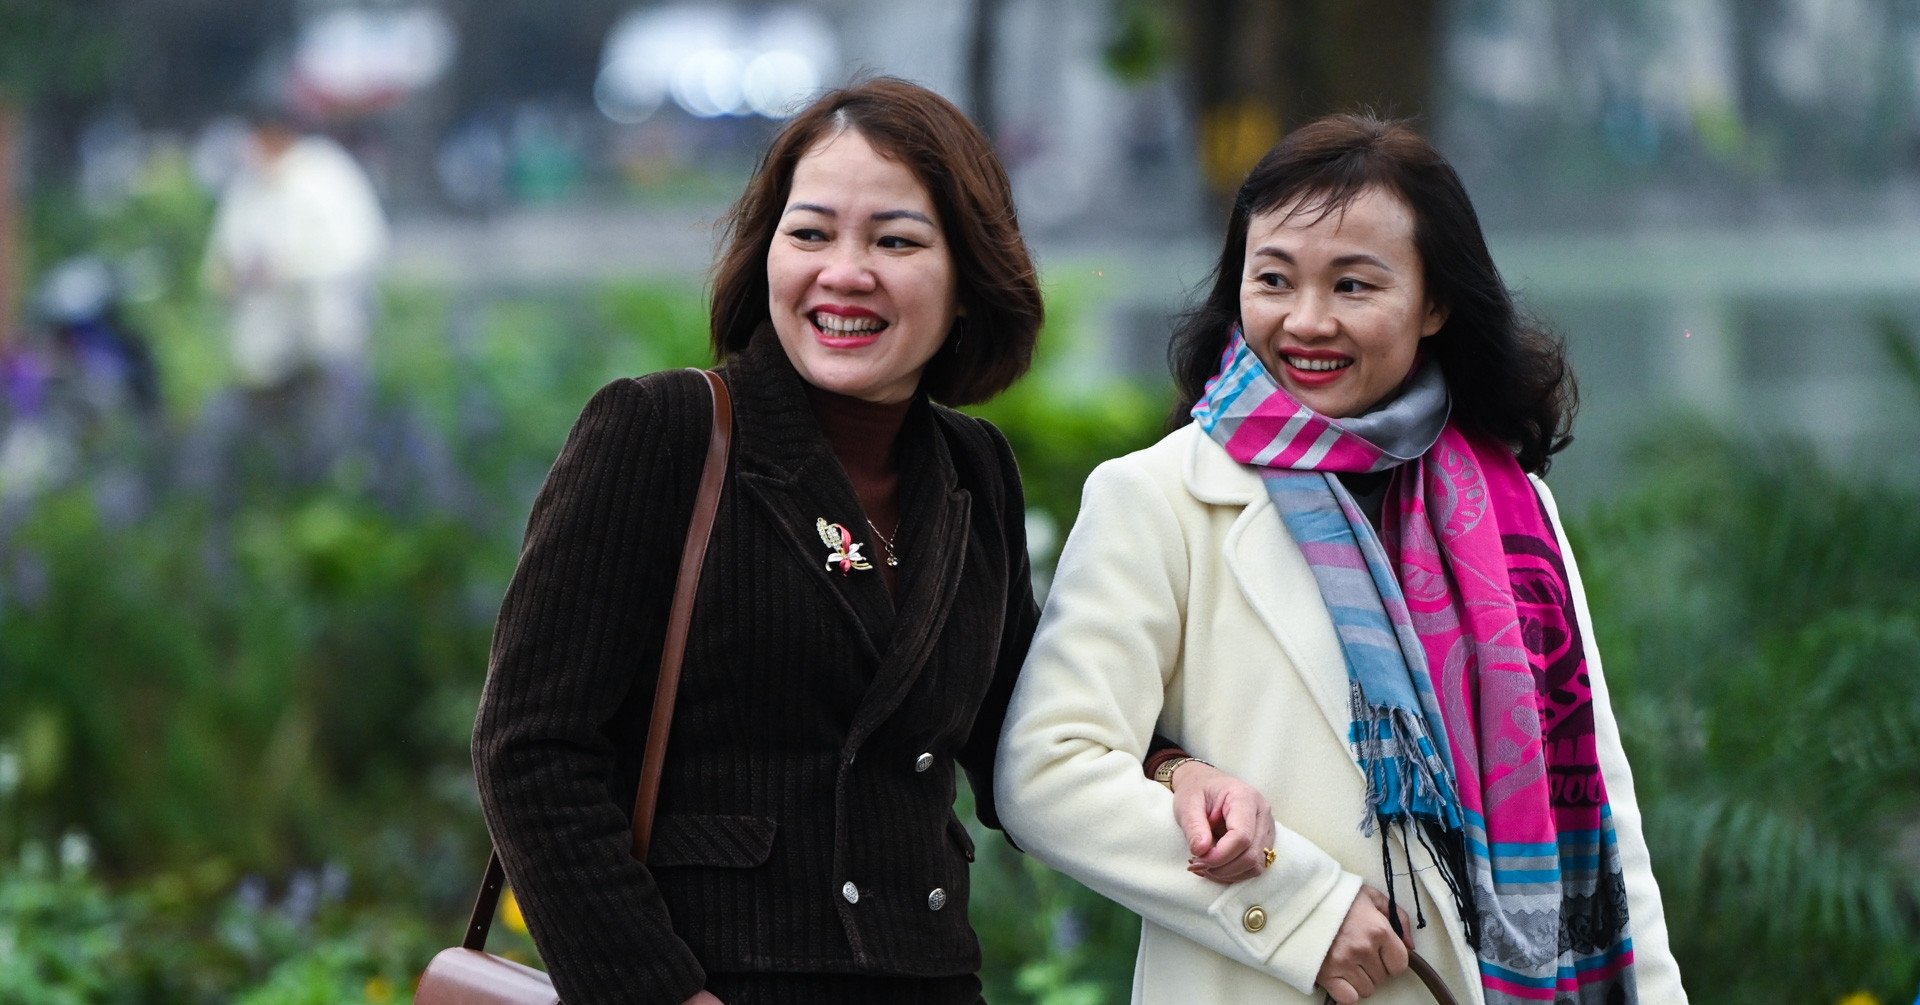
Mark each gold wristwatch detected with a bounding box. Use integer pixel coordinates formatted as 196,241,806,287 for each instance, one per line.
1154,755,1209,791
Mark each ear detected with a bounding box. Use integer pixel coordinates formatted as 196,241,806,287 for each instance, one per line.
1420,300,1448,338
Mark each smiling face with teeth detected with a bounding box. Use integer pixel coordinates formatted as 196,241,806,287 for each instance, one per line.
766,127,961,404
1240,185,1448,419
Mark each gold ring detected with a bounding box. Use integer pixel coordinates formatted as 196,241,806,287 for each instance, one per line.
1262,847,1276,868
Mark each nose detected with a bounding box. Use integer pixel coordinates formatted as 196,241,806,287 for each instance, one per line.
816,244,877,294
1283,289,1337,340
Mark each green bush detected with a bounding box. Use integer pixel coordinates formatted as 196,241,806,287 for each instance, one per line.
1573,422,1920,1003
0,839,448,1004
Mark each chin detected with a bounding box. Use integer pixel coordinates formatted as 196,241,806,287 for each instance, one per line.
812,364,913,403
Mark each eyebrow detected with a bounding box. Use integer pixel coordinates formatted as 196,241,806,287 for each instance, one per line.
1249,247,1394,272
785,203,935,226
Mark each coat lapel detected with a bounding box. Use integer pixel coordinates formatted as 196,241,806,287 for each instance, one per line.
718,327,978,710
723,334,895,661
846,403,969,743
1183,427,1361,766
1187,428,1476,976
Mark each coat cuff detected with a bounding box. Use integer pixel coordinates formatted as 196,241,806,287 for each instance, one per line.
1206,868,1362,995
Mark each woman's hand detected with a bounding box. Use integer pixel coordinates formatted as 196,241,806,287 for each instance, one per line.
1168,760,1276,882
1315,887,1414,1003
682,992,725,1005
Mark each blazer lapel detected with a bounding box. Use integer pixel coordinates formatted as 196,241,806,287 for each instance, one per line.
1184,428,1361,765
723,335,894,661
847,401,969,744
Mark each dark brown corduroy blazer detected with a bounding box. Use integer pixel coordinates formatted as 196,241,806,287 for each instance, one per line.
472,330,1039,1005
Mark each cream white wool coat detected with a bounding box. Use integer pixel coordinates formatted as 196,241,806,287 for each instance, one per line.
996,424,1688,1005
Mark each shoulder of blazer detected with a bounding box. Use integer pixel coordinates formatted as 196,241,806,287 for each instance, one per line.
931,405,1019,501
577,369,718,460
1090,422,1259,509
536,372,719,546
614,367,715,417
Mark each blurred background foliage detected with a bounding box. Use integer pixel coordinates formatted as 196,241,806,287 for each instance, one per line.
2,0,1918,1001
1574,394,1920,1002
2,168,1917,998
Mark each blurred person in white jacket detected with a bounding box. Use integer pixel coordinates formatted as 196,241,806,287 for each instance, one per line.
202,109,388,481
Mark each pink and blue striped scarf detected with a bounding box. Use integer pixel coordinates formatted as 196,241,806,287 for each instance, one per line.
1192,328,1636,1004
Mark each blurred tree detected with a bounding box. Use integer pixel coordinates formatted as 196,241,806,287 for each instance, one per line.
440,0,628,112
0,0,117,348
1198,0,1437,200
1573,326,1920,1002
1107,0,1439,219
109,0,295,130
967,0,1006,144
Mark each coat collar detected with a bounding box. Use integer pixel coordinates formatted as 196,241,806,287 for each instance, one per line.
1179,422,1265,506
716,328,970,723
1176,422,1358,779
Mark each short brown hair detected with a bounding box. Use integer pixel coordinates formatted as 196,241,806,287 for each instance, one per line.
710,77,1042,406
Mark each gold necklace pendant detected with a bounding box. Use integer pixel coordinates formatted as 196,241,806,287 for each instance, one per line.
865,518,900,567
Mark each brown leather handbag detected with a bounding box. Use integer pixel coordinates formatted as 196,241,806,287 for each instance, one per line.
1319,951,1457,1005
415,369,733,1004
1407,950,1461,1005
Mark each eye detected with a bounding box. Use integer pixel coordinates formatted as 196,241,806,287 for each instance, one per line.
1253,271,1290,290
786,227,829,244
877,234,926,250
1334,277,1375,294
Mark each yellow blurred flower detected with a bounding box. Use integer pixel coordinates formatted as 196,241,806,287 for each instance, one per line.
502,887,528,935
1835,992,1879,1005
364,976,395,1003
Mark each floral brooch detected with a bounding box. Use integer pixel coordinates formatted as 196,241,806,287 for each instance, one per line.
816,518,872,575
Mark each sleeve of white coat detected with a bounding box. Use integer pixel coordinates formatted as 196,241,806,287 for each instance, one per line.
1533,477,1690,1004
996,456,1362,995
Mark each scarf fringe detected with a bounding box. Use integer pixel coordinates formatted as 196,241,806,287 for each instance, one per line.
1416,816,1478,950
1374,812,1479,954
1355,670,1479,954
1352,687,1462,836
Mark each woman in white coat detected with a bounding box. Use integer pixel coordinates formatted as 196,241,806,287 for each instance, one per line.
995,115,1688,1005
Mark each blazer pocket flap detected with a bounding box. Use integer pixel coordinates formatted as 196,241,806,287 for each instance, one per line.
648,814,778,868
946,816,976,862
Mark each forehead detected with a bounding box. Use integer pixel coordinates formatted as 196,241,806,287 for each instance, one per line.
787,128,934,208
1245,185,1417,253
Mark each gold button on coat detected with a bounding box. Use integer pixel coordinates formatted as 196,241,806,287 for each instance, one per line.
1242,905,1267,932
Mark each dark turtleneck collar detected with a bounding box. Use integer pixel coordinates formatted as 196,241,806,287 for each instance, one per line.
795,358,911,596
802,382,912,478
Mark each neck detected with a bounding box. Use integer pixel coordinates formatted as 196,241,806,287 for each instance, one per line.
804,384,911,475
804,383,910,594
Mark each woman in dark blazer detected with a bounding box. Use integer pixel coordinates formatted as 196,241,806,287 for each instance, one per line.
472,78,1044,1005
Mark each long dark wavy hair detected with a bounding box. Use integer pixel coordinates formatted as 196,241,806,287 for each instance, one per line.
1168,113,1575,474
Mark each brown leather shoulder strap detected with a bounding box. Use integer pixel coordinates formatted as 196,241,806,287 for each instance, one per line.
630,369,731,859
462,367,732,950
